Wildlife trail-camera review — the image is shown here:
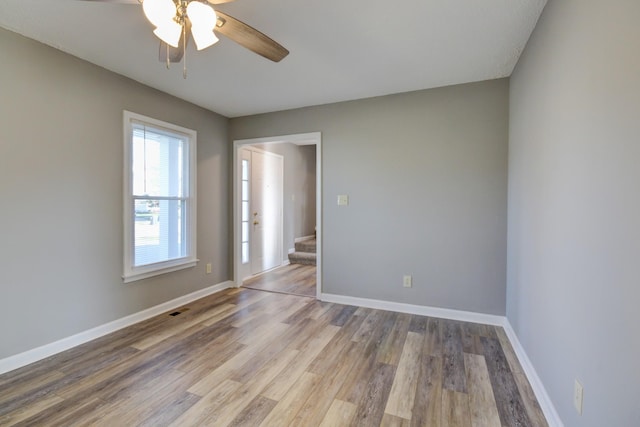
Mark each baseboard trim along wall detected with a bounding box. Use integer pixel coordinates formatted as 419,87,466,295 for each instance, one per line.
320,292,564,427
501,320,564,427
0,280,235,375
320,292,505,326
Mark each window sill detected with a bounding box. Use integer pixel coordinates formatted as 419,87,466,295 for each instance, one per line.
123,258,198,283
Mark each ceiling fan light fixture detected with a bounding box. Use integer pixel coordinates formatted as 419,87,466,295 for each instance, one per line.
153,20,182,48
187,1,219,50
142,0,177,27
191,27,219,50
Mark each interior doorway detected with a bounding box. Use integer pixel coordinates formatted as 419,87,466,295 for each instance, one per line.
233,132,322,299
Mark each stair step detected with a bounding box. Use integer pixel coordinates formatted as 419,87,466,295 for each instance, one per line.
295,239,316,253
288,251,316,266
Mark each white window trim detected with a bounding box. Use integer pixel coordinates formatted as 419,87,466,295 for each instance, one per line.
122,111,197,283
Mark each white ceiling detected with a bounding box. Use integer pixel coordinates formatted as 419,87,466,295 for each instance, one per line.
0,0,547,118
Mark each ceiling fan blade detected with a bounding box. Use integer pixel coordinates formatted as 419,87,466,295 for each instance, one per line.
214,11,289,62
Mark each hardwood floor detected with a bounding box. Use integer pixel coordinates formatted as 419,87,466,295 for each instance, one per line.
243,264,316,297
0,288,548,426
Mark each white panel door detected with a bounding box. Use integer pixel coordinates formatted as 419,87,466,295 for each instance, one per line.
250,150,283,274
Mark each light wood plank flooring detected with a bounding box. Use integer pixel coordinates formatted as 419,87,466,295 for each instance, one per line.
243,264,316,297
0,288,548,426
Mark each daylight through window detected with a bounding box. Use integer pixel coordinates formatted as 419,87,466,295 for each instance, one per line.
123,111,197,282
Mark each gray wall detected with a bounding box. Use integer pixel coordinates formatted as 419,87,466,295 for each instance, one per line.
508,0,640,425
231,80,509,315
254,143,316,254
0,28,230,359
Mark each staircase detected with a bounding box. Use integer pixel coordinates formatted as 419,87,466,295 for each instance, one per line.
288,238,316,266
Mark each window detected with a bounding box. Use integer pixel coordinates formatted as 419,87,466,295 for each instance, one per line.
241,159,250,264
123,111,197,282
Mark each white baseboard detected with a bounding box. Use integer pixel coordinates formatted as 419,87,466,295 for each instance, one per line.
319,292,563,426
0,280,234,375
319,293,505,326
501,319,564,427
295,235,315,242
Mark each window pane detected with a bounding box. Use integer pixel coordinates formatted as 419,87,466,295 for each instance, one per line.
132,125,186,198
242,159,249,180
242,201,249,222
242,242,249,264
242,222,249,242
134,198,186,266
241,181,249,201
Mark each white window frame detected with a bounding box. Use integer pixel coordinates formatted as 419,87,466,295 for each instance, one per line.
240,156,250,265
123,111,197,283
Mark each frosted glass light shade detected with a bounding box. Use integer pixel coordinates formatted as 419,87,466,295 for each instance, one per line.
143,0,176,27
187,1,219,50
191,26,219,50
154,20,182,47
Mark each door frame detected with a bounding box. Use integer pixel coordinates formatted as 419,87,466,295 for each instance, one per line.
233,132,322,299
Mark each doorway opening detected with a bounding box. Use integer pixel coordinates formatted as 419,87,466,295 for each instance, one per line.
233,132,322,299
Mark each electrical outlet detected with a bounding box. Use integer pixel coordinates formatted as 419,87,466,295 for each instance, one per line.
403,275,412,288
337,195,349,206
206,263,212,274
574,379,583,415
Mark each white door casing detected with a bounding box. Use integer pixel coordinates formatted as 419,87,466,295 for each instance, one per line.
233,132,322,299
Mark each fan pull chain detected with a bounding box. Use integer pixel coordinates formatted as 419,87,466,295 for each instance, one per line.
166,44,170,69
183,22,187,79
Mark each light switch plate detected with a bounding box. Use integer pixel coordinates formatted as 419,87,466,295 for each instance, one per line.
337,195,349,206
403,275,412,288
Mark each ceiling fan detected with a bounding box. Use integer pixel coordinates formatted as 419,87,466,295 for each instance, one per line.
84,0,289,73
